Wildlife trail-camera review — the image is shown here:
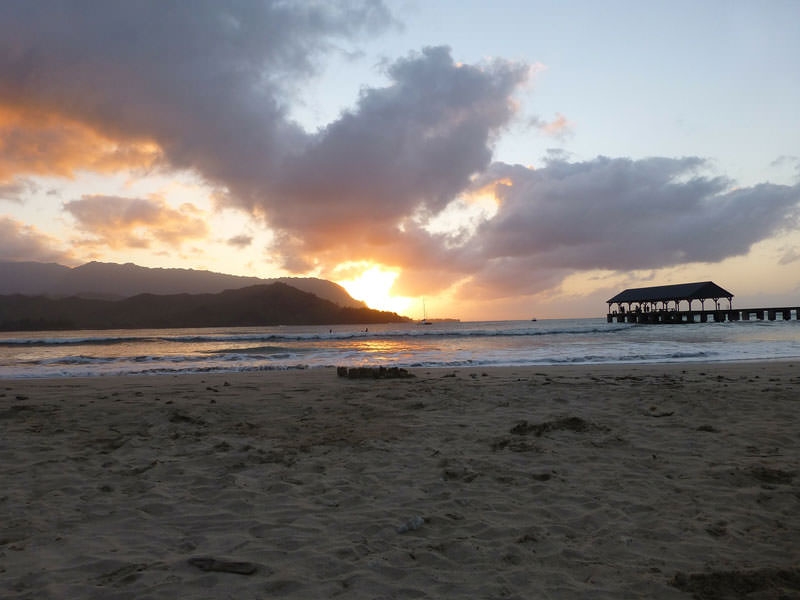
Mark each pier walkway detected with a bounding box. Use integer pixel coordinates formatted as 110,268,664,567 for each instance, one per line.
607,307,800,324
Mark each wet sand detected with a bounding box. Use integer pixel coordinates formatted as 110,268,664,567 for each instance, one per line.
1,363,798,599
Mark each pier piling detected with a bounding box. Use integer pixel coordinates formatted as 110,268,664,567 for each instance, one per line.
607,307,798,324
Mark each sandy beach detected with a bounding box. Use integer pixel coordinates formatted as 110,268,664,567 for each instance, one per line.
1,363,798,599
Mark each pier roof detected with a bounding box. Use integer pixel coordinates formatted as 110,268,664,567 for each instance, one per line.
607,281,734,305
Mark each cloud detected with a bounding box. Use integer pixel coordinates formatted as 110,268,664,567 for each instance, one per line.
0,216,70,262
530,113,574,139
769,155,800,184
0,1,393,181
0,4,528,269
778,247,800,266
227,234,253,248
453,156,800,297
770,155,799,168
347,155,800,300
0,105,162,180
261,47,529,262
64,195,209,249
0,178,37,203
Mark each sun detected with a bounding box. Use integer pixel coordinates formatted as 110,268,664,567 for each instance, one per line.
335,263,413,315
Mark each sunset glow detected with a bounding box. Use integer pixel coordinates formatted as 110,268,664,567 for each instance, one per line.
335,264,413,315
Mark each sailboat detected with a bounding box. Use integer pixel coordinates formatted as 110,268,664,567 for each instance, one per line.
420,298,432,325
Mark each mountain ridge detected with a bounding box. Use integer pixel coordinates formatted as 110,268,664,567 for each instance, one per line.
0,260,365,308
0,282,409,331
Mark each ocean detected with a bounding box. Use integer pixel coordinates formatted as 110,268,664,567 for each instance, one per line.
2,317,800,379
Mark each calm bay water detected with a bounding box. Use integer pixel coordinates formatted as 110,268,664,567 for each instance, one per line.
1,318,799,378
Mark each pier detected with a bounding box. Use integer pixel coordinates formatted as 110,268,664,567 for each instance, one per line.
606,280,800,325
607,306,799,324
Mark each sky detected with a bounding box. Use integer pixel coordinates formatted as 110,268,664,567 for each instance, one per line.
1,0,799,320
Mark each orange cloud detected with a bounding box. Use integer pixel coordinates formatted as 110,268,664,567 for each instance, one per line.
0,105,162,182
536,112,573,138
0,216,72,262
64,195,208,250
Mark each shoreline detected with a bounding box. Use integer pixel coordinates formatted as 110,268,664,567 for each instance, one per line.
2,362,798,598
2,355,800,381
3,317,800,379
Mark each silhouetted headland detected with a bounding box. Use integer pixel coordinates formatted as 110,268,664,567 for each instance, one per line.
0,283,410,331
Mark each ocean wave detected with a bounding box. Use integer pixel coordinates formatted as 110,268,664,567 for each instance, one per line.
0,321,633,348
2,318,799,378
0,335,158,347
